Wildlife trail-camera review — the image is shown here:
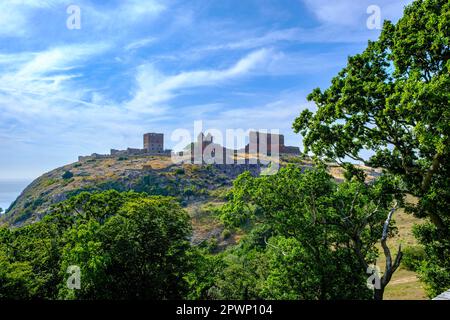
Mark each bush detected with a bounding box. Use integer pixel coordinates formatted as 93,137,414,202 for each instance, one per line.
183,186,197,198
44,178,57,187
13,210,32,224
190,165,200,173
134,175,169,196
207,238,218,252
174,168,185,175
62,171,74,180
402,246,426,271
208,187,229,201
32,198,44,210
221,229,232,240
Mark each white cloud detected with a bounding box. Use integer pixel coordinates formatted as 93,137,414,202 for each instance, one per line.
265,50,349,75
0,0,167,38
1,45,271,120
0,43,110,97
124,37,157,51
0,43,119,157
0,52,32,65
200,28,301,52
125,48,274,112
303,0,365,27
82,0,167,34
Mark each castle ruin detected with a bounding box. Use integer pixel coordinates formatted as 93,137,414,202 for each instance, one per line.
143,133,164,153
78,131,300,163
79,132,170,161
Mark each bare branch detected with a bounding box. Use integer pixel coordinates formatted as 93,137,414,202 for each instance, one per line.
393,244,403,271
381,206,396,241
379,203,403,293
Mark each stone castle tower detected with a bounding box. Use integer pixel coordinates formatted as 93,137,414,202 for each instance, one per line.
143,133,164,153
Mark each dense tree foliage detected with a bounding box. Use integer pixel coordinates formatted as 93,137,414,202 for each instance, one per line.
0,190,193,299
0,170,402,300
293,0,449,296
219,166,401,299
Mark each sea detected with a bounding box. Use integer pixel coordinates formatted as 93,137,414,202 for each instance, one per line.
0,179,32,213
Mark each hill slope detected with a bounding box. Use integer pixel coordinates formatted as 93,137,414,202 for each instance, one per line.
1,155,267,227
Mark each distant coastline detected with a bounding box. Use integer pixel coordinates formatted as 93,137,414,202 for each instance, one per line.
0,179,31,213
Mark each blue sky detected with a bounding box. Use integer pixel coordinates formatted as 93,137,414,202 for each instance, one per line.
0,0,412,180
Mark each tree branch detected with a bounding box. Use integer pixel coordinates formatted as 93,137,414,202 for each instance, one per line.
378,204,403,298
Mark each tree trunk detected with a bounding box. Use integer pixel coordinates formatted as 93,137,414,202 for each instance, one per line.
374,288,384,300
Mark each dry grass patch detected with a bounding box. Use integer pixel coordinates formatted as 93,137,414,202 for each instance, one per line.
143,159,172,170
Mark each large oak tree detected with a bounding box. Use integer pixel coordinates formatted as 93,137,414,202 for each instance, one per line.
293,0,449,296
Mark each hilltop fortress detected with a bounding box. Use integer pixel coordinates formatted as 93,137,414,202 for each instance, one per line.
78,131,300,163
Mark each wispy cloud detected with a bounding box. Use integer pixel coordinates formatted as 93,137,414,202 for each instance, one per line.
125,48,274,113
82,0,167,35
124,37,158,51
199,28,301,52
0,0,167,39
0,43,110,98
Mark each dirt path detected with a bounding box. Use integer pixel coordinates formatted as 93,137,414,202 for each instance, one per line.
390,276,418,285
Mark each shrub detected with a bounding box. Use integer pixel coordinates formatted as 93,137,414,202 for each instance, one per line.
62,171,74,180
13,210,32,224
183,186,197,198
44,178,57,187
207,238,218,252
174,168,185,175
402,246,426,271
32,198,44,209
208,187,229,200
221,229,231,240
